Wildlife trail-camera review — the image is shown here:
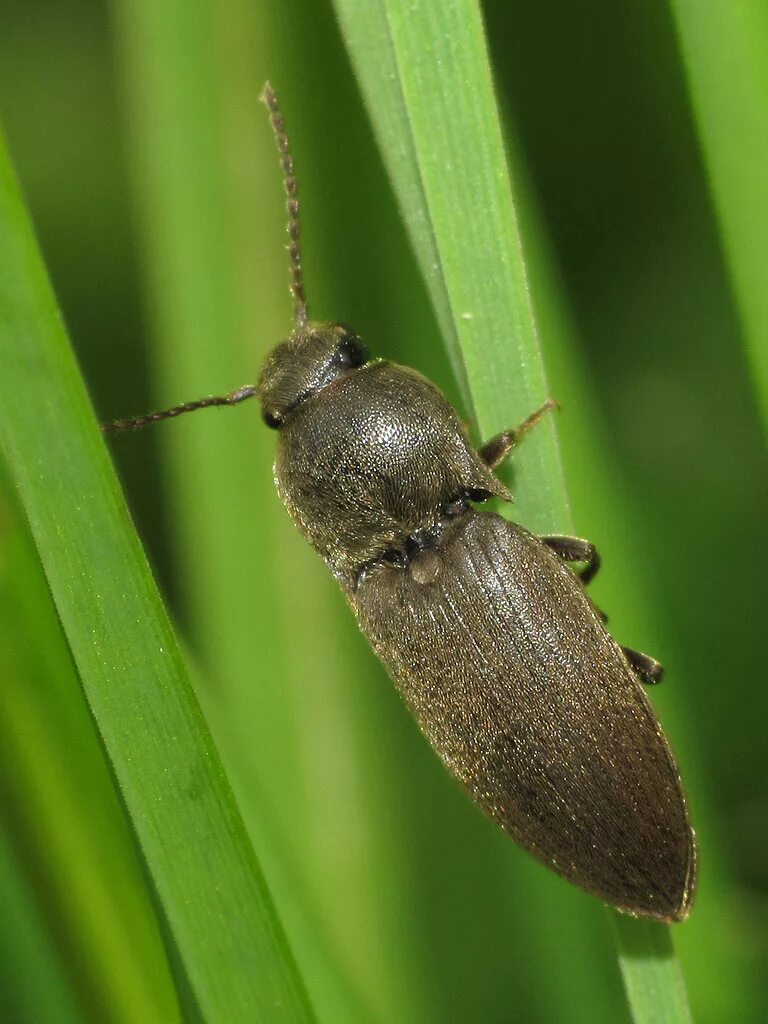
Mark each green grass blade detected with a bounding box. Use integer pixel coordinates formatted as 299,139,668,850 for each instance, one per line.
0,132,312,1023
0,834,82,1024
0,474,180,1023
334,1,693,1021
110,2,448,1021
334,0,567,534
670,1,768,436
612,917,692,1024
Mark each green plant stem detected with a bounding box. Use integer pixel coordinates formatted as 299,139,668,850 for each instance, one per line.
671,1,768,438
0,834,82,1024
0,130,313,1023
612,916,692,1024
334,0,567,534
333,1,694,1021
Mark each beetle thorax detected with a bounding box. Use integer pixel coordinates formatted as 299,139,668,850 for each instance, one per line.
269,351,508,588
258,322,369,429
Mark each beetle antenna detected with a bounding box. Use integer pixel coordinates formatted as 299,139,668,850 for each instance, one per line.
102,86,303,435
101,385,257,433
260,82,309,329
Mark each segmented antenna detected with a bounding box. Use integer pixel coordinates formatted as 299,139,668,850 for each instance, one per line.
260,82,309,328
102,85,304,433
101,386,257,433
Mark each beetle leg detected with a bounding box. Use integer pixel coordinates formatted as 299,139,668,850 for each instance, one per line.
622,646,665,685
479,399,559,470
540,535,601,585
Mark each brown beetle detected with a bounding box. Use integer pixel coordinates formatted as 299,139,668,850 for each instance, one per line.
105,84,696,922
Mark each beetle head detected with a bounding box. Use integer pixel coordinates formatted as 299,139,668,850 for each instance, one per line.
258,322,369,429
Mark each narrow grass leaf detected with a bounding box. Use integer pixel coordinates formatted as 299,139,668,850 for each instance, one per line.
110,1,417,1020
333,1,694,1021
0,495,180,1022
0,132,313,1023
612,917,692,1024
0,834,82,1024
333,0,567,534
670,1,768,436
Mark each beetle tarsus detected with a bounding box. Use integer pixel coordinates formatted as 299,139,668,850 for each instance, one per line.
540,534,601,585
479,399,559,470
622,646,665,685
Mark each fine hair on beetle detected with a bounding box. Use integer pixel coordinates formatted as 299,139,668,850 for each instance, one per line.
104,83,697,922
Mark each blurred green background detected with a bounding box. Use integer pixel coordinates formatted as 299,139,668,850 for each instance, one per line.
0,1,766,1022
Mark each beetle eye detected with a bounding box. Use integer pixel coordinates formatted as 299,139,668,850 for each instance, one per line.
336,334,368,369
262,408,283,429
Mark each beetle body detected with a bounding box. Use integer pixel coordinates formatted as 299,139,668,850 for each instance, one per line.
105,84,697,921
259,322,696,922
